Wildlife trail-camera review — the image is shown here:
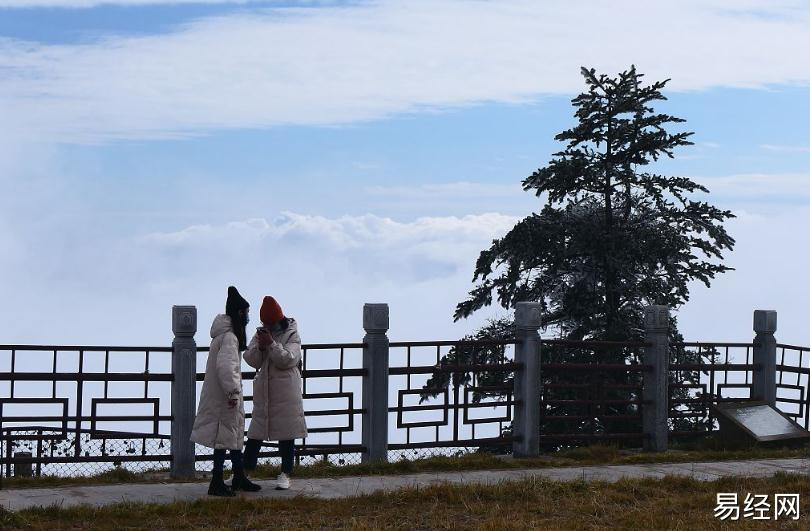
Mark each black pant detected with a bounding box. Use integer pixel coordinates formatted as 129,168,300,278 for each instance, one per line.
279,439,294,475
213,448,243,474
244,438,295,474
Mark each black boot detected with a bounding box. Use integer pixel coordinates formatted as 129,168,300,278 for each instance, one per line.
231,468,262,492
244,438,261,472
208,470,235,497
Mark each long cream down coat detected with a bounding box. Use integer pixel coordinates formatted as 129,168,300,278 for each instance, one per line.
189,314,245,451
244,318,308,441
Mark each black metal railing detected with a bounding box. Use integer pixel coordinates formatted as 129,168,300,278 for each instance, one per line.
387,339,520,459
669,342,758,438
193,342,367,467
0,345,173,477
776,344,810,430
540,340,650,446
5,337,810,477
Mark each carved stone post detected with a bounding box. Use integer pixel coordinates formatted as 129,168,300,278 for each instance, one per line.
752,310,777,406
361,303,389,463
513,302,542,457
171,305,197,479
643,305,669,452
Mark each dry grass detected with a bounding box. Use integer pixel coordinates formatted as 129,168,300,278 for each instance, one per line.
2,472,808,529
4,440,809,490
252,442,810,480
0,467,169,490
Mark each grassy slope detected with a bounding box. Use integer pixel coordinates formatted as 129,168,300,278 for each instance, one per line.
3,441,809,490
2,473,808,529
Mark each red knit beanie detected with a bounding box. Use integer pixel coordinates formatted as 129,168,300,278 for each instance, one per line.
260,296,284,325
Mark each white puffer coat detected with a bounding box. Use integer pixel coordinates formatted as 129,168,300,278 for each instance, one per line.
244,318,308,441
189,314,245,451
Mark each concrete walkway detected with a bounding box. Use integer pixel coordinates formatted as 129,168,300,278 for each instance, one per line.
1,458,809,512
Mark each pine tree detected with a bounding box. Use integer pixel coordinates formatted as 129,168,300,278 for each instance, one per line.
422,66,735,446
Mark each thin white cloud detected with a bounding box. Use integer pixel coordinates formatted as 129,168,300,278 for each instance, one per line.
692,173,810,199
141,210,519,261
351,161,380,171
364,182,524,199
0,0,289,7
760,144,810,153
2,0,810,143
363,174,810,209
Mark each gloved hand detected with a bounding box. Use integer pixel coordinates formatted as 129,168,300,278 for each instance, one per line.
257,328,273,350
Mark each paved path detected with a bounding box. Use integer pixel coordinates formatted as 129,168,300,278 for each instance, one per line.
1,458,809,512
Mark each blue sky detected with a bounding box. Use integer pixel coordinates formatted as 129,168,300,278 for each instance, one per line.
1,0,809,349
0,1,354,44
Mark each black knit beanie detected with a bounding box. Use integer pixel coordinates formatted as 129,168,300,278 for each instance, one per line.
225,286,250,350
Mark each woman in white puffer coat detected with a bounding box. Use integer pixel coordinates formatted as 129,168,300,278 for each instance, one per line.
243,295,307,490
190,286,261,496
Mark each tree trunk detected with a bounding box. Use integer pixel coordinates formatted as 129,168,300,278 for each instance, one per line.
603,101,619,343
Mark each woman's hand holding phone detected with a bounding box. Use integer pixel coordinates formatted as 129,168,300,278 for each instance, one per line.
257,327,272,349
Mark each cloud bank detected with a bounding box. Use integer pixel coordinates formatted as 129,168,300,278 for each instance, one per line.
0,211,520,345
140,210,519,283
134,205,810,348
2,0,810,143
3,196,808,348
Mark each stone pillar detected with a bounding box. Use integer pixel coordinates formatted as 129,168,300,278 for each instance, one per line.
752,310,777,406
513,302,542,457
171,305,198,479
643,305,669,452
361,303,389,463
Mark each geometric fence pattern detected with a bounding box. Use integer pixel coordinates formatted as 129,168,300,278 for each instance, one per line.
1,314,808,477
0,345,172,477
669,342,757,439
669,342,810,437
